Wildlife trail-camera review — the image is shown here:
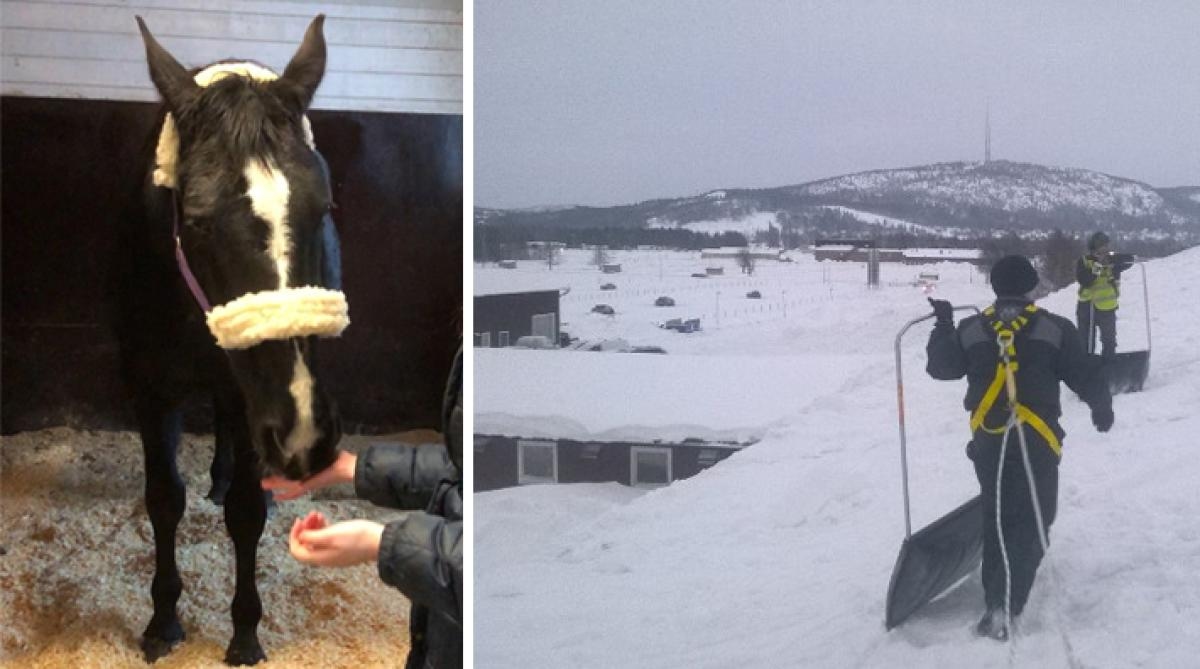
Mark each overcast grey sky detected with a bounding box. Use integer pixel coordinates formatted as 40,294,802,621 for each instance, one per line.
475,0,1200,209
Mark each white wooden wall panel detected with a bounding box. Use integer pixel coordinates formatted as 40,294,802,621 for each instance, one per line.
0,0,462,114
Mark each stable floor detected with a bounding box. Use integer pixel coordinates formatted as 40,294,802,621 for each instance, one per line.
0,427,439,668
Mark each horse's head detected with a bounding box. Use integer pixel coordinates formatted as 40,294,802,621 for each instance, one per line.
137,15,343,480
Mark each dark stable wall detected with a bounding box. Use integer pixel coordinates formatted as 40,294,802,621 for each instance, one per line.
1,96,462,434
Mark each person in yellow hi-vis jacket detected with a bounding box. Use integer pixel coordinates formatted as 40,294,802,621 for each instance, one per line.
1076,232,1135,358
926,255,1112,641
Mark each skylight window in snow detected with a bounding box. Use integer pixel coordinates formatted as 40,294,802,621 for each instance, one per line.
518,439,558,484
631,447,671,488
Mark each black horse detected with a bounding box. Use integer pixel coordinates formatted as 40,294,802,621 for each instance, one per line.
117,15,344,665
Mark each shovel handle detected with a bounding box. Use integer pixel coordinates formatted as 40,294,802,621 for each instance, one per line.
895,305,979,539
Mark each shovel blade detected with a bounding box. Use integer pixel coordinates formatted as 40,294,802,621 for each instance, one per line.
885,495,983,629
1105,350,1149,394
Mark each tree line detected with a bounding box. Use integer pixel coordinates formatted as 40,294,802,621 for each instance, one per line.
474,224,749,262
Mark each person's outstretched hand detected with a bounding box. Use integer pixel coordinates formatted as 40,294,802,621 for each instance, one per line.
262,450,357,501
288,510,384,568
928,298,954,325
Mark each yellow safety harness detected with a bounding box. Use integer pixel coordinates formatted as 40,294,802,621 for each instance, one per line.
969,304,1063,456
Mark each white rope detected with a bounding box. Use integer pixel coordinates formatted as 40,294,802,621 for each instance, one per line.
996,419,1014,637
997,342,1081,667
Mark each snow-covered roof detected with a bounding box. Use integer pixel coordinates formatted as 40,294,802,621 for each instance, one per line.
473,269,569,297
474,348,865,443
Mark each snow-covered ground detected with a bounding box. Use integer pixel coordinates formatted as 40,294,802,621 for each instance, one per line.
474,246,1200,668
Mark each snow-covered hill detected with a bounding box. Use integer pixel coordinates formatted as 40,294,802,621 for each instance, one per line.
475,246,1200,668
476,161,1200,242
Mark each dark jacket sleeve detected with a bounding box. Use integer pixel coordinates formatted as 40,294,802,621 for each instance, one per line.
354,442,455,510
1112,253,1134,279
1076,256,1097,288
926,321,967,380
1055,316,1112,412
377,512,462,621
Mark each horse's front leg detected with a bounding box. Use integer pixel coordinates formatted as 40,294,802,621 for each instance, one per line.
206,393,236,505
137,401,187,662
223,435,269,665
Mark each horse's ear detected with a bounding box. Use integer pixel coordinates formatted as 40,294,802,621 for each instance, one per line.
281,14,326,109
136,16,198,111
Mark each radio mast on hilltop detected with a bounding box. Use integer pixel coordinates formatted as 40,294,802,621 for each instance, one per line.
984,99,992,163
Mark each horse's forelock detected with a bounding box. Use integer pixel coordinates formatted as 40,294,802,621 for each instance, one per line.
181,77,296,164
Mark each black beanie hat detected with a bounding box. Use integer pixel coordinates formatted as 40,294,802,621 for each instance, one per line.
1088,231,1110,251
990,255,1039,297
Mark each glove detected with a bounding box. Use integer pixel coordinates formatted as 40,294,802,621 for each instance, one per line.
928,298,953,325
1092,406,1114,433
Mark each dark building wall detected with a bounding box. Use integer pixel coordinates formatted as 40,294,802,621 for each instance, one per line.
1,96,461,434
473,436,519,491
473,290,559,347
473,435,742,492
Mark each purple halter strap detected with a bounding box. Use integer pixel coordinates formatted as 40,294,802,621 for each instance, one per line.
171,190,213,312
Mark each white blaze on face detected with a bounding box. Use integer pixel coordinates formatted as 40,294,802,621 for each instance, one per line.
243,159,319,458
243,159,292,290
285,341,321,461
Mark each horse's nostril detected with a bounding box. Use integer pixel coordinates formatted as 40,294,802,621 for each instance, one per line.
283,458,306,481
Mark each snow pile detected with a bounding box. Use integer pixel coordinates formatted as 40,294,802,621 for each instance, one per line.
476,246,1200,667
475,349,865,443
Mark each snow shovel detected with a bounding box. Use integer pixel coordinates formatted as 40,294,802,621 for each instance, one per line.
1091,261,1151,394
885,306,983,630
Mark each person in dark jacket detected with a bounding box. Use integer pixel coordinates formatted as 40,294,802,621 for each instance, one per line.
926,256,1112,641
1075,231,1135,358
263,345,463,669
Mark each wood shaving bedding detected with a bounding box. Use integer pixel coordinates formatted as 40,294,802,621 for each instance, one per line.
0,428,437,668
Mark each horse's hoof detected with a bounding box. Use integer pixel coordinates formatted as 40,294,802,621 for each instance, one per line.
224,635,266,666
141,620,185,663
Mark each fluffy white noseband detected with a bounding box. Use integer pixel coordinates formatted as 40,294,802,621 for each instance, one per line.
207,286,350,350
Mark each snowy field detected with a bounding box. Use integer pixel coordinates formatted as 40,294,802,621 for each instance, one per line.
474,247,1200,668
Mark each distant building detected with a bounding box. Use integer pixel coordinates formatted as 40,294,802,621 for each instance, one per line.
811,242,981,265
474,289,561,348
700,247,783,261
527,241,566,262
900,248,984,265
